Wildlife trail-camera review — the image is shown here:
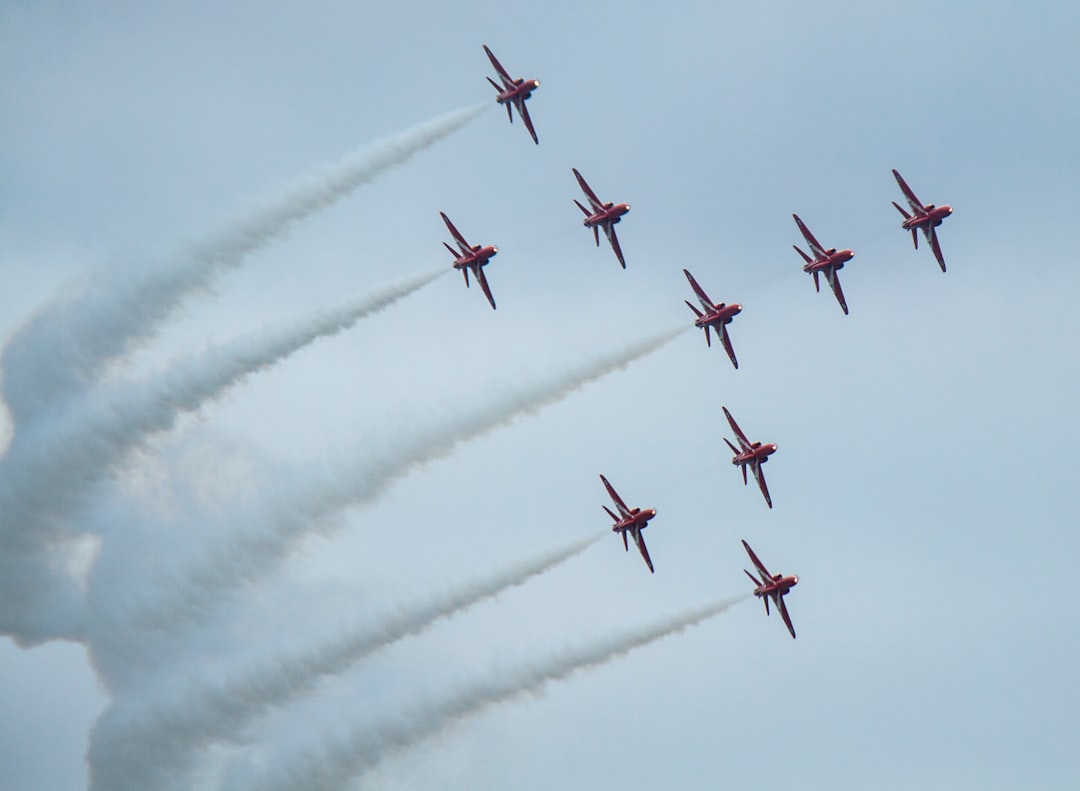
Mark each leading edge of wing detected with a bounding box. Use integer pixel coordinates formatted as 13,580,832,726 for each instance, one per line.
633,528,654,573
792,214,826,258
682,268,714,311
891,168,924,211
475,266,497,310
740,539,772,581
572,168,604,210
777,595,796,639
722,406,751,448
440,211,471,248
483,44,513,85
599,474,631,517
516,97,538,144
603,223,626,269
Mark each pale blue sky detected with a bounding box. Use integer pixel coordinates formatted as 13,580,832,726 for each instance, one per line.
2,2,1079,789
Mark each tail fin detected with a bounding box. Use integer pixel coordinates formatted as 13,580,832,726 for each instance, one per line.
573,199,591,217
684,300,704,318
602,505,619,522
792,245,812,264
892,200,912,220
486,76,503,93
723,437,740,456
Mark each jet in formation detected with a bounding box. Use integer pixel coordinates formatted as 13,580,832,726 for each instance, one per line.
891,168,952,272
792,213,854,315
683,269,742,368
741,539,798,639
440,211,498,310
722,406,777,508
484,44,540,145
572,168,631,268
600,474,657,573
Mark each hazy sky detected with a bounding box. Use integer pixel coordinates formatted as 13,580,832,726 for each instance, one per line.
2,2,1079,789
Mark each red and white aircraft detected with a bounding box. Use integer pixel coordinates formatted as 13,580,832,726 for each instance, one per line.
600,474,657,573
572,168,631,268
722,406,777,508
484,44,540,145
741,539,798,639
792,213,854,315
683,269,742,368
440,211,498,310
891,168,953,272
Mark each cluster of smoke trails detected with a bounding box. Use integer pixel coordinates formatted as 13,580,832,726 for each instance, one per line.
87,532,606,791
129,325,689,633
0,269,445,641
0,268,444,542
0,103,487,424
244,594,750,791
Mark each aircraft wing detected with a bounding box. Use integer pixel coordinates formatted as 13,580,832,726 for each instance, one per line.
632,526,655,573
892,169,927,215
682,269,715,313
440,212,472,251
483,44,514,88
926,225,947,272
750,459,773,508
515,96,539,144
722,407,752,452
741,539,773,582
600,474,631,518
777,595,797,639
718,323,738,369
475,266,497,310
572,168,605,212
793,214,827,259
602,223,626,269
823,268,849,315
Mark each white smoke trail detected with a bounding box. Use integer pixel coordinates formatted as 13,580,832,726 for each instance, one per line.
242,594,750,791
130,325,688,631
86,531,605,791
0,104,487,424
0,269,444,641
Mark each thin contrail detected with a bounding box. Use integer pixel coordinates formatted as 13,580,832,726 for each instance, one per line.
0,104,487,424
129,325,688,632
86,531,605,791
0,269,444,641
244,594,750,791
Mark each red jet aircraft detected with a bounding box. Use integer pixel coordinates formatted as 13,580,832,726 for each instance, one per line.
683,269,742,368
741,539,798,639
572,168,631,269
891,168,953,272
600,474,657,573
722,406,777,508
792,213,854,315
484,44,540,145
440,212,498,310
